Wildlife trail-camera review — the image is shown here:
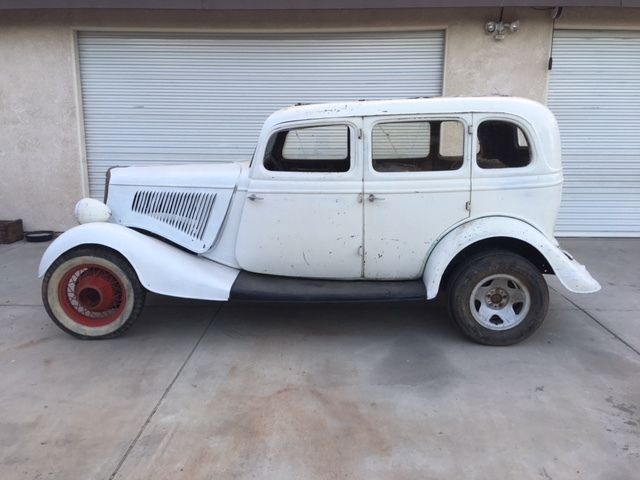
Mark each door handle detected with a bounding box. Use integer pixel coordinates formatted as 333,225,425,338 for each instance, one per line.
247,193,264,201
368,194,385,202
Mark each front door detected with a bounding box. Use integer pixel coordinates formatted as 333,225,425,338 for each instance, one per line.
363,115,472,279
236,119,364,279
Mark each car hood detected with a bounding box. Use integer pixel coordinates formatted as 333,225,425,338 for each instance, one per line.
106,162,243,253
108,162,242,190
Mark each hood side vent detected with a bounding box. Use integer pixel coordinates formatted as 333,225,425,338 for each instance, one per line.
131,189,216,241
107,166,240,254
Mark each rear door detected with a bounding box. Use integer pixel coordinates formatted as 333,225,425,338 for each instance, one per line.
363,115,472,279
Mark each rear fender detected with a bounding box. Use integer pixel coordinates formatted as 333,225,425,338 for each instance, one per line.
423,217,601,299
38,223,239,301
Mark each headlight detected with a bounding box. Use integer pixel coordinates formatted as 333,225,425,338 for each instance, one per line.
75,198,111,224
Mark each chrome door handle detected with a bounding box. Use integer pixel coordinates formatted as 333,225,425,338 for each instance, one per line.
368,194,384,202
247,193,264,201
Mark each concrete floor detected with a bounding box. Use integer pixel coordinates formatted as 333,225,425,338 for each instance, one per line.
0,238,638,480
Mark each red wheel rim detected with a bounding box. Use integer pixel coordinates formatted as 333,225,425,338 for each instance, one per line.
58,264,127,327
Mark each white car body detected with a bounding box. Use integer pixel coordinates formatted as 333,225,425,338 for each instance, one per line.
40,97,600,302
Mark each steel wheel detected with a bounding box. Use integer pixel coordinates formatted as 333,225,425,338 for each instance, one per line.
470,274,531,331
448,250,549,346
43,248,145,339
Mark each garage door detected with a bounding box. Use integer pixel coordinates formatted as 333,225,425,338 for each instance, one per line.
548,30,640,236
78,31,444,199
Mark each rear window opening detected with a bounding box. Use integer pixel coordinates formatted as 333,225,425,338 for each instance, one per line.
477,120,531,169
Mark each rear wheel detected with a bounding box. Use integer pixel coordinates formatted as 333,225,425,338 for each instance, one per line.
448,250,549,346
42,248,145,339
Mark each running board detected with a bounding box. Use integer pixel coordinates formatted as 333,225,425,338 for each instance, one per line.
229,271,426,302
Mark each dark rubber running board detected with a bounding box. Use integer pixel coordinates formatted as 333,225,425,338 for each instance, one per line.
229,271,426,302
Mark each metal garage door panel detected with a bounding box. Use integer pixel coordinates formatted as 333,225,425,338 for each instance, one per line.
548,30,640,236
78,31,444,199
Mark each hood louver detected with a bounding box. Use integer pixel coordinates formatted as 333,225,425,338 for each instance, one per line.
106,163,242,253
131,189,216,241
107,184,235,253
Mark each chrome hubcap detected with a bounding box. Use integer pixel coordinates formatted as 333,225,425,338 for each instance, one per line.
470,274,530,331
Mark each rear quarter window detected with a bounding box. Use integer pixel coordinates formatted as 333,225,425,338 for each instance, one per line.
476,120,531,169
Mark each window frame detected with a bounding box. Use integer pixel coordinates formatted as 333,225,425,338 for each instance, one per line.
472,115,538,175
365,115,471,180
258,119,360,179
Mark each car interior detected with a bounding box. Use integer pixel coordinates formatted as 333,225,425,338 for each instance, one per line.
476,120,531,169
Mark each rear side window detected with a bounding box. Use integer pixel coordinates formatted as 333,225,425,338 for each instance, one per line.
372,120,464,172
476,120,531,169
264,125,350,173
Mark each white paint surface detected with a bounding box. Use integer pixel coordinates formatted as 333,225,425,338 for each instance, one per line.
39,97,600,300
38,223,240,301
423,216,601,299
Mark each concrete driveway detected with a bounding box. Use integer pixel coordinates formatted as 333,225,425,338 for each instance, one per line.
0,238,638,480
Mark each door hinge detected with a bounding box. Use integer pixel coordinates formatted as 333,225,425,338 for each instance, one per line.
465,201,471,211
357,128,363,139
357,193,364,203
467,125,473,135
358,245,364,257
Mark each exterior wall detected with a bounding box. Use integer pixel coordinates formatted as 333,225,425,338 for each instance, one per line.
445,8,552,101
0,19,84,231
1,7,636,230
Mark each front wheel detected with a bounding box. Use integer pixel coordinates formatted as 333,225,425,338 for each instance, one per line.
448,250,549,346
42,247,146,339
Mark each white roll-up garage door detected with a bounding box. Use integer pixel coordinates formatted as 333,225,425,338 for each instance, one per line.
548,30,640,237
78,31,444,198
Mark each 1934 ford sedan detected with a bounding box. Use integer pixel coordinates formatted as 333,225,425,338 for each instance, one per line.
39,97,600,345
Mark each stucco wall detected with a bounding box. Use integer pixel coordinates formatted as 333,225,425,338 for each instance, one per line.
0,19,83,231
2,7,627,231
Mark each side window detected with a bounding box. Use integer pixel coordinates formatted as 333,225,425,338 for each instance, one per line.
264,125,350,173
476,120,531,169
372,120,464,172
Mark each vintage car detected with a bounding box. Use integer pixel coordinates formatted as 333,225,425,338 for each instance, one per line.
39,97,600,345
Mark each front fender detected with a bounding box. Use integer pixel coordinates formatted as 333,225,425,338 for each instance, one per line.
422,217,601,299
38,223,240,301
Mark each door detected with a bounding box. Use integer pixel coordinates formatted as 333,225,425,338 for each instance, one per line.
548,30,640,236
236,120,364,279
363,115,472,279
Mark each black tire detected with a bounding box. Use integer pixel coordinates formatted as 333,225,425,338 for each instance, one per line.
447,250,549,346
42,247,146,339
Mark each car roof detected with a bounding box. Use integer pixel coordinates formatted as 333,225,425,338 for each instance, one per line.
261,96,562,171
263,96,555,129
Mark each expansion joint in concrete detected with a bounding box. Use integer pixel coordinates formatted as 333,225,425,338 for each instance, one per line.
107,303,222,480
550,286,640,357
